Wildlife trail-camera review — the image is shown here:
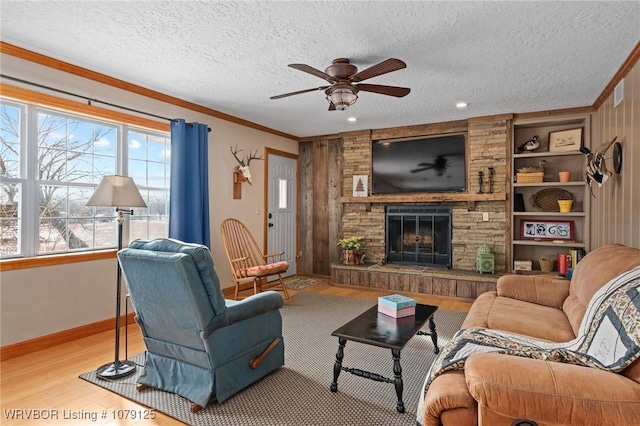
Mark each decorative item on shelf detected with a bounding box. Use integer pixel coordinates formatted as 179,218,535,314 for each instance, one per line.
475,244,495,274
516,160,548,183
521,219,575,241
557,253,567,275
230,144,263,199
477,170,484,194
539,256,555,273
581,136,616,197
337,236,365,265
516,135,540,153
558,171,571,182
487,167,495,193
514,193,526,212
549,128,583,152
530,187,575,212
514,260,532,271
569,248,586,268
557,199,574,213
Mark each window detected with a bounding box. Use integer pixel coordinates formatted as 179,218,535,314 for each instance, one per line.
0,101,23,256
278,179,288,209
128,131,171,242
0,99,170,258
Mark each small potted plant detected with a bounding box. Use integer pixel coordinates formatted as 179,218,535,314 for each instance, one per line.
337,236,365,265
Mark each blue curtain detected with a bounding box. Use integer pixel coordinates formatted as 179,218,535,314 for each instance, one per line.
169,119,211,248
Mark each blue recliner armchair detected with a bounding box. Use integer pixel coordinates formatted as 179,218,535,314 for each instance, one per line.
117,238,285,411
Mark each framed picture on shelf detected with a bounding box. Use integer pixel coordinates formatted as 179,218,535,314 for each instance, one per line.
521,219,574,241
548,128,583,152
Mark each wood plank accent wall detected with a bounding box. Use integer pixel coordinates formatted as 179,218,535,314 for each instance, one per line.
590,58,640,248
297,138,343,275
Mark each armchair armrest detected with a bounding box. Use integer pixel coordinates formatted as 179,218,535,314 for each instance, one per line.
496,274,569,308
263,251,284,261
200,291,283,338
465,353,640,426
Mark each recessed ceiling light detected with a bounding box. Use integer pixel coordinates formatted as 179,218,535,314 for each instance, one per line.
347,117,357,122
456,102,468,108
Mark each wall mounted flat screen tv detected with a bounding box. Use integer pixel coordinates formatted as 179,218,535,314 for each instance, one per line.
372,134,467,194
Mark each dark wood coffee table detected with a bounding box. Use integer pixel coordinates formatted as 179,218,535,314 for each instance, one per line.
330,303,439,413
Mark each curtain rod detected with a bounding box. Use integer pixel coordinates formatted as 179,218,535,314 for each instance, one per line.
0,74,211,132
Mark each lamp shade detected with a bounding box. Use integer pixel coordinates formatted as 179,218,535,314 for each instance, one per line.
86,175,147,208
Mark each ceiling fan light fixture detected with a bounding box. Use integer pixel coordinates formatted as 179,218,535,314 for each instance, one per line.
326,85,358,111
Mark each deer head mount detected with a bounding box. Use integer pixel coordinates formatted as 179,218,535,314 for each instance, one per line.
230,144,263,186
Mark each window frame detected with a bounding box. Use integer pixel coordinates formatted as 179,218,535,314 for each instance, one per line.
0,83,170,270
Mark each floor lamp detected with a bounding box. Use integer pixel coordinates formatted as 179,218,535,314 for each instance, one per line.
87,175,147,379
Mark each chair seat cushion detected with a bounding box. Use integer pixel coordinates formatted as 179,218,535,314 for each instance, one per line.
246,261,289,277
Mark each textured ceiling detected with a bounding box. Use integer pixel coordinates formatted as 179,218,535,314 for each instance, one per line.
1,1,638,138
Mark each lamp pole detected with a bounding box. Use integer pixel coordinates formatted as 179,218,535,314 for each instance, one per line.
86,175,146,380
95,208,136,379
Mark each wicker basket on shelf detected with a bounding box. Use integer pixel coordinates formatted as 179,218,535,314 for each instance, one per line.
516,171,544,183
539,256,555,273
530,188,575,212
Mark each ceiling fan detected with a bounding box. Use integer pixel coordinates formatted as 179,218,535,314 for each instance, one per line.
410,155,455,177
270,58,410,111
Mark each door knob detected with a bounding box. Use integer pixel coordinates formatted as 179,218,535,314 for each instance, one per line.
268,223,274,227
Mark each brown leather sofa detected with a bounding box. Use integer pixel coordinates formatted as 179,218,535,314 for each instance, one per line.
420,244,640,426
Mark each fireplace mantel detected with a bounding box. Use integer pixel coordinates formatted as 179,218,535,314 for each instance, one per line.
341,192,506,204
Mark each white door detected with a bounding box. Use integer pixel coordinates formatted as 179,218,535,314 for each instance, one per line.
267,152,297,278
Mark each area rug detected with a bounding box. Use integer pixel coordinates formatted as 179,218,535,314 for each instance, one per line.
282,275,327,290
80,292,466,426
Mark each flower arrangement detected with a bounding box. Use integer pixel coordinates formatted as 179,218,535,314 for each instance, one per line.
337,236,364,251
337,236,365,265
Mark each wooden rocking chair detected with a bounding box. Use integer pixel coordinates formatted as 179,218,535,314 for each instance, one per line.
220,218,290,301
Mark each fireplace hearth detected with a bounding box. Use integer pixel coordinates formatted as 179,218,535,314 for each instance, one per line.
385,206,452,267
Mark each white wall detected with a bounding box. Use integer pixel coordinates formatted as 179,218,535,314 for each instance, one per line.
0,54,298,346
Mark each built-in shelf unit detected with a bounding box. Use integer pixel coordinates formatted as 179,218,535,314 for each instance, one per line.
511,114,591,272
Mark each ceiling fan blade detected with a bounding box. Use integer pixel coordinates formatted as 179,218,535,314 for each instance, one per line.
410,167,433,174
350,58,407,82
289,64,336,83
270,86,329,100
355,83,411,98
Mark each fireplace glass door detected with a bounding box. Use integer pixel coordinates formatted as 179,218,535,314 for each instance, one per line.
385,206,452,267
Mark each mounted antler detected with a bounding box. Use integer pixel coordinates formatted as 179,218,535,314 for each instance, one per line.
230,144,263,194
245,149,264,166
230,144,246,167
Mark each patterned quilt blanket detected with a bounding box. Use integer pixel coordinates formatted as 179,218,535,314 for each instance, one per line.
417,265,640,426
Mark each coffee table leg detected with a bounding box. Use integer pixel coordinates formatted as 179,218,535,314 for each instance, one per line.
392,348,405,413
330,338,346,392
429,317,439,354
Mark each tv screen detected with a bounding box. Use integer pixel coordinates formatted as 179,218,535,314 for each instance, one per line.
372,134,467,194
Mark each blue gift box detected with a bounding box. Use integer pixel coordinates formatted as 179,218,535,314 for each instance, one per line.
378,294,416,310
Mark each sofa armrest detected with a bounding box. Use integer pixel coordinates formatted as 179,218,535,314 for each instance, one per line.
422,371,477,426
496,274,569,308
200,291,283,338
465,353,640,426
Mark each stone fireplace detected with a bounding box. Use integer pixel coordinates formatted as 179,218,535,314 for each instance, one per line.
385,206,452,267
338,117,512,274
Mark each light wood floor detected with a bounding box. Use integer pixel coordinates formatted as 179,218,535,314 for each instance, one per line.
0,280,472,425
